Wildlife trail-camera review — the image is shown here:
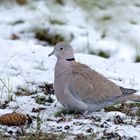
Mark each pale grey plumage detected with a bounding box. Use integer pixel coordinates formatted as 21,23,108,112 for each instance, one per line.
48,42,139,112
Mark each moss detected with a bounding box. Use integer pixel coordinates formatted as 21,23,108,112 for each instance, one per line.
136,109,140,117
35,96,47,105
104,105,117,112
130,102,140,107
55,0,64,5
134,3,140,7
54,109,75,117
89,51,110,58
98,51,110,58
130,20,137,25
88,50,110,58
15,86,37,96
12,20,24,25
135,55,140,62
75,0,113,12
100,15,112,21
16,0,27,5
49,19,65,25
105,103,140,116
101,32,106,39
35,29,65,45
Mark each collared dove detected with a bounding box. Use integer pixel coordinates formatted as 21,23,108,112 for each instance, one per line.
48,42,140,112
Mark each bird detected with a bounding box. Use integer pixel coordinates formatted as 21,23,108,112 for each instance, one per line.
48,42,140,112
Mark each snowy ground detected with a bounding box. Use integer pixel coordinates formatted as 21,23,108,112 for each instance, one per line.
1,39,140,139
0,0,140,139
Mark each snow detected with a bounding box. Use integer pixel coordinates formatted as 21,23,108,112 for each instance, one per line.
0,0,140,61
0,0,140,139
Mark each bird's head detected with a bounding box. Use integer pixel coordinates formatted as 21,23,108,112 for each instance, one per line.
48,42,75,61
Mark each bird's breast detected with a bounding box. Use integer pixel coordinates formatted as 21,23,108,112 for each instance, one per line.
54,64,71,97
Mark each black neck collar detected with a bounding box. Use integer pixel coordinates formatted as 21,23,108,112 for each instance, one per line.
66,58,75,61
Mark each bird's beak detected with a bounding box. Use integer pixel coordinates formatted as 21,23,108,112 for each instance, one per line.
48,51,54,57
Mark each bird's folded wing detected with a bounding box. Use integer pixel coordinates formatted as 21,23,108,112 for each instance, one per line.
69,62,122,104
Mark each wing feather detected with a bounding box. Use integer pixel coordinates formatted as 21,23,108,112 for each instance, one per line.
69,62,122,104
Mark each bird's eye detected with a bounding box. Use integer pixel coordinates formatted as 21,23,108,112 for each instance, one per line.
60,48,63,50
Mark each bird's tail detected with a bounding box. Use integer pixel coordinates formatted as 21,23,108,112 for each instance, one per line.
117,87,140,102
120,86,137,95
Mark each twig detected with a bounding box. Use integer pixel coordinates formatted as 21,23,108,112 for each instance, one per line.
1,54,16,74
0,79,11,93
